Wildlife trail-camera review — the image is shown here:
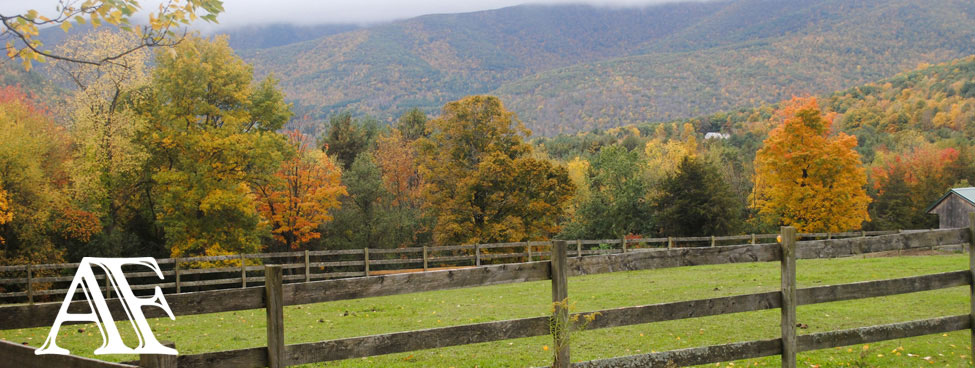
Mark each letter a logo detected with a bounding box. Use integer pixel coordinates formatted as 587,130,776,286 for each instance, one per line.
35,257,177,355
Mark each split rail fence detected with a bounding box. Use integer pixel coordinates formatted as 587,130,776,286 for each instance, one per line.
0,224,970,368
0,230,901,305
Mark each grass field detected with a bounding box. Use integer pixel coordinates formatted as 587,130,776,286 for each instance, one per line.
2,253,973,367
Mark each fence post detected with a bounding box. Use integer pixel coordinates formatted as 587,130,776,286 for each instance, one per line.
527,243,533,262
304,250,311,283
576,240,583,258
174,258,181,294
826,232,832,240
780,226,798,368
550,240,569,368
861,230,866,238
264,265,285,368
363,248,370,276
968,212,975,363
710,235,716,247
423,246,429,271
26,265,33,305
240,254,247,288
139,341,177,368
667,236,673,249
751,233,756,244
621,236,627,253
475,243,481,267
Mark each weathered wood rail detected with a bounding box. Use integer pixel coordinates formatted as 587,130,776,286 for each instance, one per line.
0,226,968,367
0,230,899,305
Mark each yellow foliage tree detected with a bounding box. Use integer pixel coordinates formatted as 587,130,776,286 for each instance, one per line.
0,184,10,244
751,97,870,232
416,96,574,245
2,0,223,70
644,131,696,185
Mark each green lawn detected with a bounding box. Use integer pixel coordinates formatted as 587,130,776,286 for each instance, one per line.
2,253,972,367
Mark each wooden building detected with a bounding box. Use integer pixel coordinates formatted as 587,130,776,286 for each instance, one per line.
926,187,975,229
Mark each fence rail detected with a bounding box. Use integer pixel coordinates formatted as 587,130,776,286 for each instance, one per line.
0,230,902,305
0,227,966,367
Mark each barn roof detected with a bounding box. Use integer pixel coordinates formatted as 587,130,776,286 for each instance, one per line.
926,187,975,213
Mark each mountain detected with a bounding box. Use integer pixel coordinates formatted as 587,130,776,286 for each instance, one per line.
243,0,975,136
214,23,360,51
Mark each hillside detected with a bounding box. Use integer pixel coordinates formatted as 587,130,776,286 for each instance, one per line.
244,0,975,136
242,2,724,124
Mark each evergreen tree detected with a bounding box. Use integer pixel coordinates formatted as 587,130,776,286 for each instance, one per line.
653,156,742,236
320,113,378,170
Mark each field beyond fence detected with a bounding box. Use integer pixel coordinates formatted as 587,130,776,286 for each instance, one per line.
0,230,901,305
0,225,970,368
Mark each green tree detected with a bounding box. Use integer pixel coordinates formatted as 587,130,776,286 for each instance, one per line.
653,156,742,236
397,108,428,141
416,96,574,245
322,154,389,249
139,36,292,258
561,144,653,239
321,112,379,170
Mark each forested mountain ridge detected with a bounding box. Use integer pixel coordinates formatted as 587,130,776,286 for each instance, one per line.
242,2,722,127
243,0,975,136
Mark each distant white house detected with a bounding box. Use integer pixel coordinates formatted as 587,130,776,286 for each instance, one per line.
704,132,730,140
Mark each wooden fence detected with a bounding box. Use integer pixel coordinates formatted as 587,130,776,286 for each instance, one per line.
0,226,967,368
0,230,900,305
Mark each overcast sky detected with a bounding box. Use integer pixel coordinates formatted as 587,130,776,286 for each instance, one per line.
0,0,707,27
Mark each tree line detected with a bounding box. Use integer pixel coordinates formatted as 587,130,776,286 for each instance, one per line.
15,32,973,266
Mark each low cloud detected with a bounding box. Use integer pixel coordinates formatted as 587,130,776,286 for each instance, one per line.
0,0,713,29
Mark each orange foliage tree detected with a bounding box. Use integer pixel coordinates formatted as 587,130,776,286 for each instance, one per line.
870,146,962,229
751,97,870,232
254,131,346,251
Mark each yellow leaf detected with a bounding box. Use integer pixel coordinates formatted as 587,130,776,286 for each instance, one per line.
60,21,72,32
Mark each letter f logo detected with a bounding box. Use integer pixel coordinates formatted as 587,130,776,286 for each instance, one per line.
35,257,177,355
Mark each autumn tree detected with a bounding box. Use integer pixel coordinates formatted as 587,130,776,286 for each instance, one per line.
0,86,97,265
751,97,870,232
139,36,292,258
53,30,155,257
0,182,11,245
416,96,574,245
254,131,346,252
644,122,697,186
2,0,223,70
869,146,962,229
374,129,431,247
653,156,742,236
